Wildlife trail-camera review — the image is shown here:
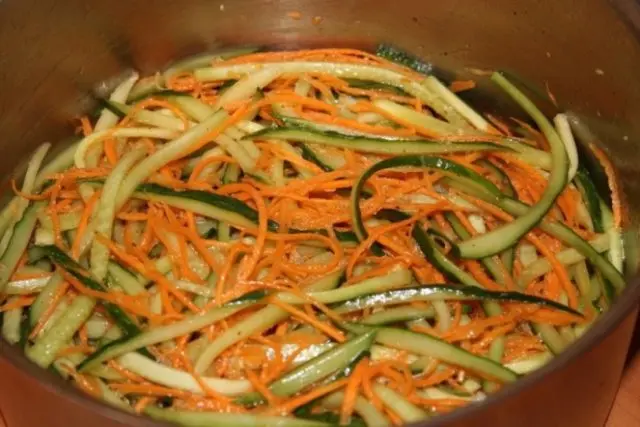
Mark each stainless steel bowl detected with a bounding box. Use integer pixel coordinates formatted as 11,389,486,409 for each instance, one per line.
1,1,639,426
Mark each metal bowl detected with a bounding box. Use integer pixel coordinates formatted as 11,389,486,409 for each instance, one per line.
1,1,639,426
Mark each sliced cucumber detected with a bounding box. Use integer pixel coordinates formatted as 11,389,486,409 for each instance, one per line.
78,304,245,372
246,127,505,156
453,72,568,259
117,352,251,396
236,331,376,406
346,325,518,383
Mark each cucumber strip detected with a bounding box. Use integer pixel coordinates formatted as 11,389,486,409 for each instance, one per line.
214,68,280,109
117,352,251,395
106,262,147,296
332,284,580,316
454,72,568,259
102,100,186,131
145,406,330,427
322,391,390,427
37,210,82,231
85,316,110,339
504,352,553,375
0,143,51,257
4,275,52,295
193,305,288,373
0,202,43,293
532,323,568,354
163,47,262,81
236,331,376,406
214,133,260,173
517,233,609,288
475,160,517,272
375,43,433,75
78,304,244,372
25,295,95,368
29,272,65,326
126,75,166,103
0,139,78,239
601,201,624,273
94,73,139,134
90,147,147,281
501,140,552,170
193,269,344,373
416,387,477,402
574,167,604,233
347,325,518,383
554,113,579,181
424,76,491,131
115,110,229,209
1,301,22,344
372,99,462,135
299,143,339,172
245,127,506,156
573,261,593,309
133,183,273,230
74,127,178,169
276,109,391,141
277,266,412,305
34,140,81,189
477,159,516,199
373,383,429,422
351,155,502,241
41,246,141,337
362,306,436,325
444,212,507,285
166,94,216,122
95,379,132,412
194,61,456,123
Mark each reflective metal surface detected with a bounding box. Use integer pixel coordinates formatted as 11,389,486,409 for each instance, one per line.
1,1,639,426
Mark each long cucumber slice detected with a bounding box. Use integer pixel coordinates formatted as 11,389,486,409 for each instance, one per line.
373,384,429,423
115,109,229,209
346,324,518,383
41,246,141,337
90,147,147,281
246,127,506,156
362,306,436,325
117,352,251,395
78,304,245,372
331,284,580,316
25,295,95,368
236,331,376,405
0,202,43,293
276,266,412,305
454,72,569,259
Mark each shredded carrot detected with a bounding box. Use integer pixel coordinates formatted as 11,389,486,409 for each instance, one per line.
341,357,367,424
0,296,36,312
449,80,476,93
271,378,348,414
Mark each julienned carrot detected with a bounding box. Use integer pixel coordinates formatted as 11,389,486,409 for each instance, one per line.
449,80,476,93
0,47,616,422
0,296,36,312
341,357,368,424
